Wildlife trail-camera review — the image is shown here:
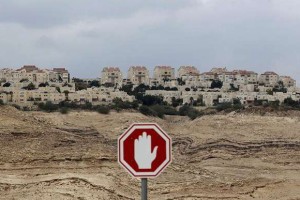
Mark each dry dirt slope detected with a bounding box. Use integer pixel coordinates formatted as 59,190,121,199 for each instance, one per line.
0,105,299,200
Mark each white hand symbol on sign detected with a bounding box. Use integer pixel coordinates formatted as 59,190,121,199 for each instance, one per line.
134,132,158,169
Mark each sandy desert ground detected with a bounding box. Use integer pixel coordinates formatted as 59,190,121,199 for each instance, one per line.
0,105,299,200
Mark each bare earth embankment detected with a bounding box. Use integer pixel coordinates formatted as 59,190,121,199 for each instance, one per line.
0,106,299,200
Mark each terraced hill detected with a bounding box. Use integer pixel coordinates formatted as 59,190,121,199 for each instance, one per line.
0,106,299,199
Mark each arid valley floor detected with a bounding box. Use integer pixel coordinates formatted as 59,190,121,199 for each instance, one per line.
0,106,299,200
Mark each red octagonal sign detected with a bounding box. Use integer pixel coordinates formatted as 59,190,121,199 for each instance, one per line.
118,123,172,178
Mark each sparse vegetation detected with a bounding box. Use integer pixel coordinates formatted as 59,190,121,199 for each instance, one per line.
60,107,69,114
38,101,59,112
3,82,11,87
211,80,223,89
22,82,36,90
139,105,158,117
96,105,110,114
179,105,203,120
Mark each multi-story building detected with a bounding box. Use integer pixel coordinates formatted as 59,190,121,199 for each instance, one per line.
233,70,258,85
101,67,123,86
279,76,296,87
0,65,71,84
222,72,234,83
52,68,70,83
258,71,279,87
200,72,216,81
145,90,181,104
128,66,150,85
153,66,175,84
178,66,200,79
210,67,228,74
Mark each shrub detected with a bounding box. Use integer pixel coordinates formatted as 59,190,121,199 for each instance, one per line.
22,106,31,111
161,105,178,115
0,99,4,105
139,105,157,117
3,82,11,87
88,80,100,88
179,105,191,116
24,82,36,90
171,97,183,107
60,107,69,114
38,101,59,112
11,104,21,110
56,87,61,93
39,83,47,87
216,103,232,112
149,105,165,118
283,97,299,108
232,104,244,110
139,95,164,106
187,109,202,120
179,105,203,120
97,105,110,114
211,80,223,89
112,98,139,111
82,102,93,110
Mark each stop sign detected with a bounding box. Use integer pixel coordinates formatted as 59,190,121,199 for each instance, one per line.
118,123,172,178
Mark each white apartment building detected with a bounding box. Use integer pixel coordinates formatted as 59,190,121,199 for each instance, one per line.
233,70,258,85
145,90,181,104
51,68,70,83
210,67,228,74
101,67,123,87
178,66,200,79
128,66,150,85
0,66,71,84
280,76,296,87
153,66,175,84
259,71,279,87
200,72,215,81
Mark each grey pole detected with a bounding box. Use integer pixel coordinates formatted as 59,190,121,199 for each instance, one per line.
141,178,147,200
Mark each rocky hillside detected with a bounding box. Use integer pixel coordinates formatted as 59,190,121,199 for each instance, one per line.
0,106,299,199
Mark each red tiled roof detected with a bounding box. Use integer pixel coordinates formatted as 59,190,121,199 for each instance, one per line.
155,66,173,69
262,71,278,75
179,66,199,74
201,72,215,75
130,66,148,71
17,65,39,72
53,68,69,73
102,67,121,72
232,70,257,75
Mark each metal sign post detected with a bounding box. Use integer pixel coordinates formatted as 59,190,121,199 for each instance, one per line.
118,123,172,199
141,178,147,200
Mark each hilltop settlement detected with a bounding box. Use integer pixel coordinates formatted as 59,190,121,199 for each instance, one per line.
0,65,299,113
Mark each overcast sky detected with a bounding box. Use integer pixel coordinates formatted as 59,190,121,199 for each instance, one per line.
0,0,299,84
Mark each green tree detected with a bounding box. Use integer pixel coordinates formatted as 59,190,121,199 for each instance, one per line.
39,83,47,87
38,101,59,112
211,80,223,89
266,89,273,95
139,95,164,106
25,82,36,90
89,80,100,88
3,82,11,87
179,105,202,120
60,107,69,114
97,105,110,114
139,105,157,117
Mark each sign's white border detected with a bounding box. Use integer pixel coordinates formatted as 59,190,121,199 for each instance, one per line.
118,123,172,178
